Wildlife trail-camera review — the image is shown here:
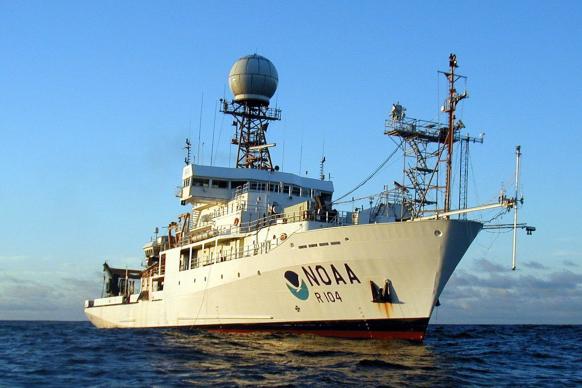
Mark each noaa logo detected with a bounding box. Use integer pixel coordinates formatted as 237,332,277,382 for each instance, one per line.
284,270,309,300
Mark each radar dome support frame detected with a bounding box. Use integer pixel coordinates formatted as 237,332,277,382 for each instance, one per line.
220,100,281,170
221,54,281,171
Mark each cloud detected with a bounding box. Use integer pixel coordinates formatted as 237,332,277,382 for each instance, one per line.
0,272,99,321
523,260,548,270
551,249,582,259
435,267,582,324
473,258,506,273
563,259,579,267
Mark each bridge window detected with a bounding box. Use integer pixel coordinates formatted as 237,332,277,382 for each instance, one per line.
192,178,209,187
211,180,229,189
232,180,247,189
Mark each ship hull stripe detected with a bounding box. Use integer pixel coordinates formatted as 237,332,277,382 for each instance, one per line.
183,318,429,341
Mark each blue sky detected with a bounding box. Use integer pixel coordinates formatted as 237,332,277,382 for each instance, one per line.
1,1,581,323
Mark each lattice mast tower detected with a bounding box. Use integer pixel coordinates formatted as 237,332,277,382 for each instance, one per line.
385,54,479,219
221,54,281,170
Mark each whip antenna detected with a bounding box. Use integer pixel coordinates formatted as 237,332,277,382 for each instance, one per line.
511,145,522,270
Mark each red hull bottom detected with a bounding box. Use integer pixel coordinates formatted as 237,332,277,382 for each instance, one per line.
191,318,430,342
208,328,426,341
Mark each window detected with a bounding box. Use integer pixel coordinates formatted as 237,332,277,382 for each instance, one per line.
160,254,166,275
211,180,229,189
192,178,209,187
190,249,199,269
292,186,300,196
179,248,190,271
232,180,247,189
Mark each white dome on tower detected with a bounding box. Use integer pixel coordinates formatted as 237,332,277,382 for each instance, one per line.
228,54,278,105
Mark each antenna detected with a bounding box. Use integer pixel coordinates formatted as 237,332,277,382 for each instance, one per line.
320,156,326,181
221,54,281,170
442,53,468,214
184,138,191,165
197,92,204,161
210,100,218,166
511,145,522,270
298,138,303,175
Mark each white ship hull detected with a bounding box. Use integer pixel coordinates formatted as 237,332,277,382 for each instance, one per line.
85,219,481,341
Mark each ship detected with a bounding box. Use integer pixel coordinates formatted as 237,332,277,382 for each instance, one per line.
84,53,533,341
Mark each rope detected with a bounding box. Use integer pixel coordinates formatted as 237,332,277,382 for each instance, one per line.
332,141,402,204
333,192,381,205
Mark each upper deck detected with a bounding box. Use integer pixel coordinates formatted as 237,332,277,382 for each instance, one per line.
178,164,334,204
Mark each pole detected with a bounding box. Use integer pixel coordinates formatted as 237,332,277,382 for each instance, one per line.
511,145,521,270
444,54,457,214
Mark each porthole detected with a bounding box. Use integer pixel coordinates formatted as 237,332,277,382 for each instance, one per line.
434,230,443,237
257,270,261,275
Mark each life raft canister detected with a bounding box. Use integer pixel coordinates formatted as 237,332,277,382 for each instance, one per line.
280,233,288,241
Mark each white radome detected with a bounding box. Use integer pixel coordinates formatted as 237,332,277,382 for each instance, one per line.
228,54,278,105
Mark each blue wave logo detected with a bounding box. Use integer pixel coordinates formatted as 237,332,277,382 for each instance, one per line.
284,270,309,300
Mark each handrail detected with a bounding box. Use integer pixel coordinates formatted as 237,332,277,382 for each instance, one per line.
176,209,351,250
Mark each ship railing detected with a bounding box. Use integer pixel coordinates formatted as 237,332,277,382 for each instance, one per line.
179,209,351,249
180,210,355,268
196,240,280,268
232,209,352,234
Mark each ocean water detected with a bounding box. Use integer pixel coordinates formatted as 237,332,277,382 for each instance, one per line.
0,322,580,387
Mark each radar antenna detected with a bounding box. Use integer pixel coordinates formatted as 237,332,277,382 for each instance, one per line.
320,156,326,181
221,54,281,170
184,138,191,165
